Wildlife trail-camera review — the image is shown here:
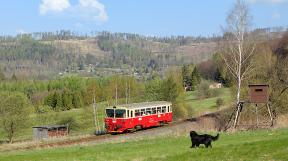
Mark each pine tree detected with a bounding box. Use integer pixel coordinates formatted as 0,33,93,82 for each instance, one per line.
214,67,224,83
191,67,201,90
72,91,84,108
54,92,63,111
62,89,73,110
181,65,192,87
44,92,57,110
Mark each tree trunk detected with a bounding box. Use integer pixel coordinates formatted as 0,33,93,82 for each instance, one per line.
8,122,14,143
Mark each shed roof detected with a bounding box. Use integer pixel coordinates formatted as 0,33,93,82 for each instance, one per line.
108,101,172,110
32,125,67,129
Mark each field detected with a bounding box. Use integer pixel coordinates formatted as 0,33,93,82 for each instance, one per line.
0,129,287,161
185,88,232,115
0,88,231,142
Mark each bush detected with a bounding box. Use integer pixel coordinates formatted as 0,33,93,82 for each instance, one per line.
35,105,53,113
58,116,79,133
172,97,193,120
197,80,223,99
216,98,224,109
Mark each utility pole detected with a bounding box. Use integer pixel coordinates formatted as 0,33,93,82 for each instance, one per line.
92,97,99,131
126,80,128,104
115,82,118,105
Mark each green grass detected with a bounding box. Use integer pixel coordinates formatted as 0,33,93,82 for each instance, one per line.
0,88,232,142
0,102,108,142
185,88,232,114
1,129,288,161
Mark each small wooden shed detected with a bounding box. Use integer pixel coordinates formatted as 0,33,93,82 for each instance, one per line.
33,125,68,140
249,84,269,103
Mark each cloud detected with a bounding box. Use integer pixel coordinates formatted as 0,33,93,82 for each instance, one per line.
248,0,288,4
39,0,71,15
78,0,108,22
272,12,281,19
39,0,108,23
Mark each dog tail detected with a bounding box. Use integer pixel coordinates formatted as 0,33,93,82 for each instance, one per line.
212,133,219,141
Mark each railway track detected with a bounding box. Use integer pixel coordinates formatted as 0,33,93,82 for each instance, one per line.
1,113,222,152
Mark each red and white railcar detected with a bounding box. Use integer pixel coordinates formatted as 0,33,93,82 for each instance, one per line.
104,101,172,133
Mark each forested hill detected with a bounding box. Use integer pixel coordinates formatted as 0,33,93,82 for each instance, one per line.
0,29,285,80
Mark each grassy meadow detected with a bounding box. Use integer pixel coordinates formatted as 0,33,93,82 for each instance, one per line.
0,88,231,142
0,128,287,161
185,88,232,114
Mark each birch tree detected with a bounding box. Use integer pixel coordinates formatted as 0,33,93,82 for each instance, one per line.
221,0,254,104
220,0,255,128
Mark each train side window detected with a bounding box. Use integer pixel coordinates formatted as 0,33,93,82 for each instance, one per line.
127,110,130,118
135,110,140,117
146,108,152,115
152,107,157,114
141,109,146,116
167,106,170,112
157,107,161,113
131,110,133,118
162,106,166,113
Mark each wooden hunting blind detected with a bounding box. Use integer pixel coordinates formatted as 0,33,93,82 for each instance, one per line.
225,84,274,131
249,84,269,103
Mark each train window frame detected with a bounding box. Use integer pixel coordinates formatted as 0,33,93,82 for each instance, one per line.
162,106,166,113
152,107,157,114
146,108,152,115
157,107,161,113
135,110,140,117
140,109,146,116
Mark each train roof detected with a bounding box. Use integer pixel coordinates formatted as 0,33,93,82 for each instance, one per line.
107,101,172,110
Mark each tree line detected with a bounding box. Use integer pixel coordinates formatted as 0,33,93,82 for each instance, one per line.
0,70,193,142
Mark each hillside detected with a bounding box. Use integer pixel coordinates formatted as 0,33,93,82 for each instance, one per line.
0,32,219,79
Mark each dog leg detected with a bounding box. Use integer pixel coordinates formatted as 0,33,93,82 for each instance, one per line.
208,142,212,148
191,143,196,148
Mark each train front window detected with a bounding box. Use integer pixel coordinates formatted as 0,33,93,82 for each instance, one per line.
115,109,126,118
106,109,126,118
106,109,114,118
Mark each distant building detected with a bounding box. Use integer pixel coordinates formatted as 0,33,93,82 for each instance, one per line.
209,83,222,89
33,125,68,140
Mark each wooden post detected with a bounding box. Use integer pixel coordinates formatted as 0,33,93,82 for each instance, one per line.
267,103,274,126
256,105,259,128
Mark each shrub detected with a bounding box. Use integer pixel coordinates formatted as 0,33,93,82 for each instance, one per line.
216,98,224,109
197,80,223,99
58,116,79,133
197,80,210,99
35,105,53,113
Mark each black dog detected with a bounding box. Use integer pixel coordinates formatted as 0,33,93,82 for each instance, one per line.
190,131,219,148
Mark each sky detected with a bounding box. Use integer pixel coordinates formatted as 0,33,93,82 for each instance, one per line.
0,0,287,37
